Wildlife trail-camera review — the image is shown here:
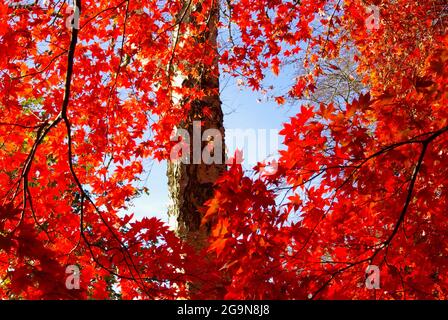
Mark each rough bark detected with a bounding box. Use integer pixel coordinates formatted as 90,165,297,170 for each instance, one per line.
167,1,225,251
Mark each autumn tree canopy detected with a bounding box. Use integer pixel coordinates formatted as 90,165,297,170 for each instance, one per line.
0,0,447,299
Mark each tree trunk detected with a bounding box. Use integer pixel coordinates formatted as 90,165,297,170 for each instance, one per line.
167,1,225,251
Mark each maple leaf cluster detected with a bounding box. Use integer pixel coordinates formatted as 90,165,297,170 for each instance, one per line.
205,0,448,299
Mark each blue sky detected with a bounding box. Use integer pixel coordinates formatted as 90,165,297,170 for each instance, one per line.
128,72,298,222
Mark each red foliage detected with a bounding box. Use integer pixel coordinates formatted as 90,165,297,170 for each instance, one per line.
0,0,447,299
